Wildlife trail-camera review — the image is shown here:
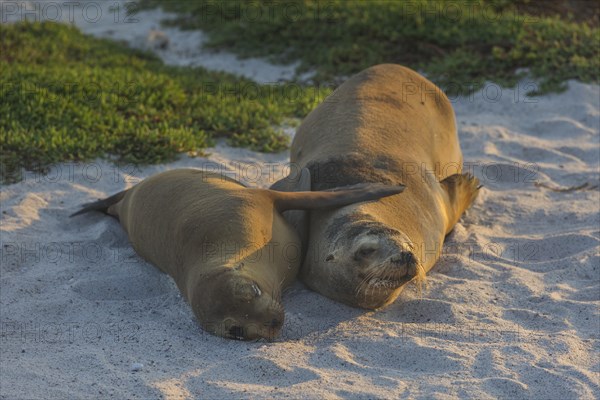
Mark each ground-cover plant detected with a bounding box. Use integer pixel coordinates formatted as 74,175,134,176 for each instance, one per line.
0,22,329,183
138,0,599,94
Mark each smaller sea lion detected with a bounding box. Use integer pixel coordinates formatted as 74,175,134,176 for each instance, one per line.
72,168,404,340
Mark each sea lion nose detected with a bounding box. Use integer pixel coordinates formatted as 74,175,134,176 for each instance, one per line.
391,252,416,274
266,309,285,330
396,251,414,265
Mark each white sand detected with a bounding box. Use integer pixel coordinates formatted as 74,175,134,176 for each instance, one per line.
1,2,599,399
0,0,310,83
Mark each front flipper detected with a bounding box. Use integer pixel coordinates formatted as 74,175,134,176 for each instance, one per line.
70,189,127,218
440,173,481,235
270,168,312,252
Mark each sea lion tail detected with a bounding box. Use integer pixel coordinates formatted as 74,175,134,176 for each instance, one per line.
70,190,127,217
270,183,405,212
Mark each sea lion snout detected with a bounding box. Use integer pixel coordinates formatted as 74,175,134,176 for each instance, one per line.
222,306,285,341
353,243,417,279
353,236,419,284
390,252,417,276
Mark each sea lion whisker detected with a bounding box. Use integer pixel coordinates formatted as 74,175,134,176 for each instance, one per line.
412,260,427,297
356,268,379,296
268,281,282,305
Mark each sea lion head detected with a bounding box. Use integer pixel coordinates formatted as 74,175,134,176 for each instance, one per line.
189,269,284,341
304,212,425,309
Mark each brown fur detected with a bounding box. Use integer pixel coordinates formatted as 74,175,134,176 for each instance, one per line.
274,64,480,309
73,168,404,339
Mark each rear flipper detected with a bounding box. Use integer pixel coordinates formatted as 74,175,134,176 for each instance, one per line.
440,173,481,235
70,190,127,218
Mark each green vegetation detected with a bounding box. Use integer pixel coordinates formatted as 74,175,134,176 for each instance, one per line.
139,0,599,94
0,22,328,183
2,1,598,182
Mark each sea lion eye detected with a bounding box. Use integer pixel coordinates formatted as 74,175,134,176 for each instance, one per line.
357,247,376,258
234,262,245,271
325,254,334,262
235,282,262,300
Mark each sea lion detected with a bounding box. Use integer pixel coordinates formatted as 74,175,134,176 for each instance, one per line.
272,64,480,309
72,168,404,340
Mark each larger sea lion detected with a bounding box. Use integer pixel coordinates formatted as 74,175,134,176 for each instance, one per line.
273,64,480,309
72,168,404,340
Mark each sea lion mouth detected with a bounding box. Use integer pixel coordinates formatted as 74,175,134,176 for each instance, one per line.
362,271,414,292
366,276,409,289
228,325,246,341
353,262,419,309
